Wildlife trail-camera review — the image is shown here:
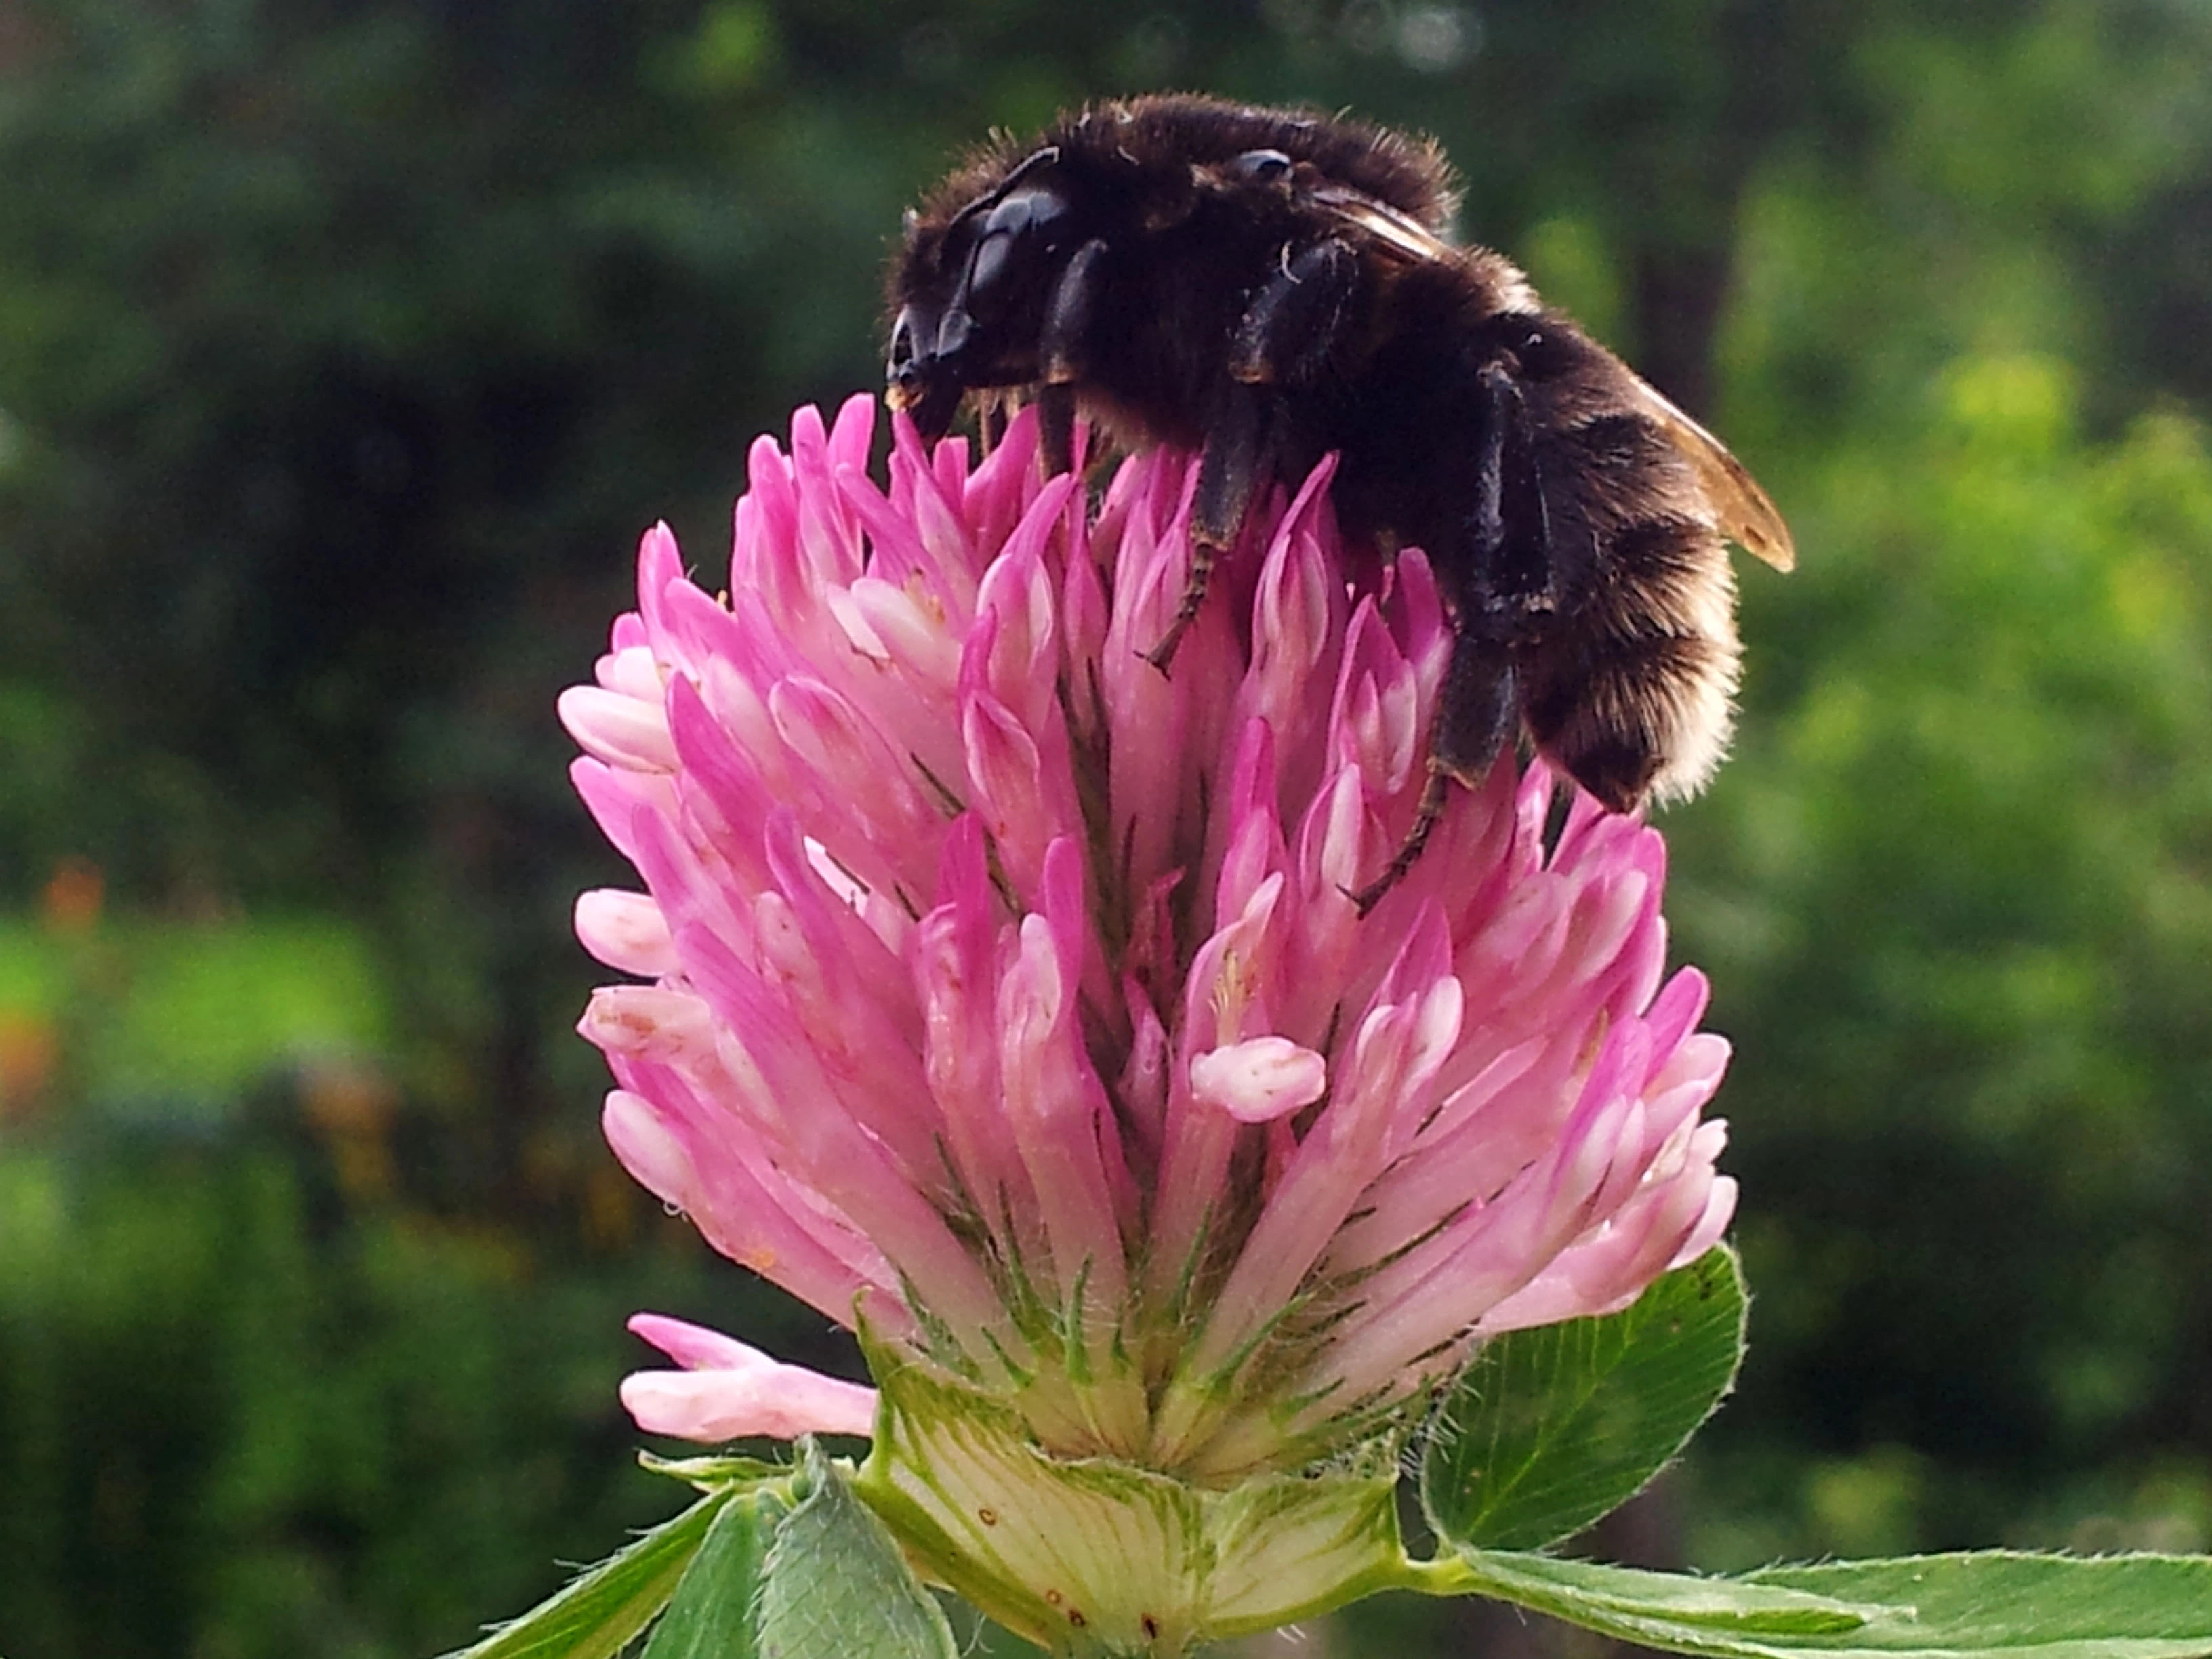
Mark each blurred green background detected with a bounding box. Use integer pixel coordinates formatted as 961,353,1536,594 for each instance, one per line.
3,1,2209,1655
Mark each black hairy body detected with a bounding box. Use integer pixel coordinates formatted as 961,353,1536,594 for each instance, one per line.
887,95,1793,906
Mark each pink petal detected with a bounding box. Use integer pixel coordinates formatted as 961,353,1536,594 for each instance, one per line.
1189,1036,1328,1125
559,684,677,773
574,889,676,977
620,1313,877,1442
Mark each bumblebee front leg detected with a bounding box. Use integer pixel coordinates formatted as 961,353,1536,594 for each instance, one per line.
1353,362,1551,913
1146,237,1360,672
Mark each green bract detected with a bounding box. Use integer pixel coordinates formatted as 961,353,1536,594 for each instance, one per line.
853,1338,1406,1654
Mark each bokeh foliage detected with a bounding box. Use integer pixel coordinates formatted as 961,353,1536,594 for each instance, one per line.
2,1,2209,1655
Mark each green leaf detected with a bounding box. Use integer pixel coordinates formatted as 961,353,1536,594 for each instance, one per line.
1422,1245,1748,1551
1446,1549,1877,1645
1439,1547,2212,1659
436,1487,738,1659
757,1439,961,1659
1748,1554,2212,1657
640,1486,787,1659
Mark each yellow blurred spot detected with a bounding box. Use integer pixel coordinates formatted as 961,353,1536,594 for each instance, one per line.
1805,1446,1925,1557
687,2,781,92
1790,674,1874,772
300,1056,398,1204
0,1009,58,1117
41,857,104,933
2107,554,2184,646
582,1162,639,1251
1941,353,2072,455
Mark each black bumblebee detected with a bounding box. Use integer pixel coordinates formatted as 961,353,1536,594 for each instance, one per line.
886,95,1793,907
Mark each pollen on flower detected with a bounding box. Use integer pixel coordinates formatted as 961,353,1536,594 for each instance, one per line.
1206,950,1255,1026
565,394,1736,1488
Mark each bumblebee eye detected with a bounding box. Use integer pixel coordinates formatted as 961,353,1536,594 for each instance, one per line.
960,185,1072,321
968,231,1014,307
985,184,1070,240
1228,148,1294,184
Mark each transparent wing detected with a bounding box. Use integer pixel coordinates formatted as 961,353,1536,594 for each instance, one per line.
1313,187,1796,573
1620,374,1796,571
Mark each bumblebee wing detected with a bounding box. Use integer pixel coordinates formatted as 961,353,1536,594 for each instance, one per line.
1310,187,1548,319
1622,375,1796,572
1314,185,1795,572
1310,188,1458,260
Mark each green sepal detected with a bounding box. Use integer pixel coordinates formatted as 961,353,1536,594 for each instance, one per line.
640,1451,790,1489
1422,1244,1748,1551
1421,1547,2212,1659
440,1439,962,1659
755,1439,962,1659
640,1485,787,1659
434,1484,743,1659
852,1332,1405,1656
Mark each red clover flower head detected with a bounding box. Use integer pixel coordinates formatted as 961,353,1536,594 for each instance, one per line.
560,396,1735,1648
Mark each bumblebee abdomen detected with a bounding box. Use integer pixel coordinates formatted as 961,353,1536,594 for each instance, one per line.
1517,508,1742,809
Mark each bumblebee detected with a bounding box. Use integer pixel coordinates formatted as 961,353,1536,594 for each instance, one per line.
886,95,1793,907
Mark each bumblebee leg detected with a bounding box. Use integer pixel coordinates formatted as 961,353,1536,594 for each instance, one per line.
1349,636,1517,914
1038,238,1107,477
1028,386,1069,474
1469,363,1553,614
1354,363,1549,912
978,397,1009,455
1144,379,1272,672
1145,243,1359,672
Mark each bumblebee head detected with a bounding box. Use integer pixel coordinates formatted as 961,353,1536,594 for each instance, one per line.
884,294,968,441
888,153,1077,441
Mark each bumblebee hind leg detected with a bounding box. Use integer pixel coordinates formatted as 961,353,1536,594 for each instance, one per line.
1350,636,1519,913
1354,362,1551,912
